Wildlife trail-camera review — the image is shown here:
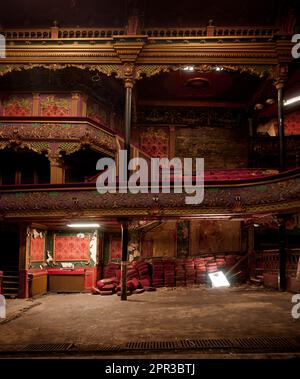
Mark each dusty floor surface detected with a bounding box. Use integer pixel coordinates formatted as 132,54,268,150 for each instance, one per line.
0,285,299,349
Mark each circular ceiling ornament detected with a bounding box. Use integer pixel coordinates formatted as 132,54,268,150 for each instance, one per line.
185,77,210,89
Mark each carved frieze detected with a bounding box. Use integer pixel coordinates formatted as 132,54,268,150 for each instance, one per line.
137,106,244,126
0,176,299,217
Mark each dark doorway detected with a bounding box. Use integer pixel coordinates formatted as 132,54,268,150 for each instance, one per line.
0,223,20,297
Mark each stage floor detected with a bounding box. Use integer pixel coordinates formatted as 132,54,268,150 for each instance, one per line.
0,285,299,356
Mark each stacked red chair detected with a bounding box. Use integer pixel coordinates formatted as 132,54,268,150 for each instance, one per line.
135,260,153,289
216,255,226,270
206,261,218,274
152,258,164,287
194,257,206,284
175,259,186,286
103,263,120,279
164,258,176,287
184,258,196,286
96,277,119,295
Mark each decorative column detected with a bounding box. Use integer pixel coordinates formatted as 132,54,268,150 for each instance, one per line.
247,116,254,167
32,93,40,116
169,125,176,159
47,151,64,184
274,65,288,171
121,221,129,300
18,225,30,298
278,216,287,291
120,64,135,301
71,92,80,117
247,224,255,278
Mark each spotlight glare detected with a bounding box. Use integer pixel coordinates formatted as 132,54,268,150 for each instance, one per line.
67,223,100,228
284,95,300,107
208,271,230,288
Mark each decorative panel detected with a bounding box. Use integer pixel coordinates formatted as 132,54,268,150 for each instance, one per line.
53,235,90,261
110,238,122,260
190,220,241,255
30,235,45,262
285,110,300,136
1,94,33,116
40,95,71,117
140,127,169,158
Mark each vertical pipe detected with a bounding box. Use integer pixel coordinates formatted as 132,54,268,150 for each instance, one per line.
277,86,286,171
278,220,287,291
248,117,254,167
121,221,129,300
120,80,133,301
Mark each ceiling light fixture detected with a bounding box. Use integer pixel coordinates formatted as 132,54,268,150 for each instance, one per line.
284,95,300,107
215,66,224,71
182,65,194,71
67,223,100,228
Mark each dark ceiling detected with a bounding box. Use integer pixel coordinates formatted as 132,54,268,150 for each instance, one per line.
0,0,297,28
137,70,262,106
0,67,125,111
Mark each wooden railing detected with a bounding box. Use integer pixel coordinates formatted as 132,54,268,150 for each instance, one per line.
255,249,300,276
1,25,280,40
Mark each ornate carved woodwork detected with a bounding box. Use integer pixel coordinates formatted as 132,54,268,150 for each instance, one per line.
0,171,299,219
0,121,117,156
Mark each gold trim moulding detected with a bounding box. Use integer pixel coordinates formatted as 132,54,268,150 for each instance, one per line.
0,171,299,192
2,200,300,220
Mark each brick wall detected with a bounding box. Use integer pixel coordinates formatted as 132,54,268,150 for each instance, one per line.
175,126,248,169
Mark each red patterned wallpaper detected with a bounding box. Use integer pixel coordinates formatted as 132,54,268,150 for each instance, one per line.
54,235,90,261
30,236,45,262
285,110,300,135
258,111,300,136
110,238,122,260
2,95,32,116
140,127,169,158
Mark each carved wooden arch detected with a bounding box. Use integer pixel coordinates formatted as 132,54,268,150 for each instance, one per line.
135,63,276,80
0,140,49,155
0,63,123,79
0,62,278,81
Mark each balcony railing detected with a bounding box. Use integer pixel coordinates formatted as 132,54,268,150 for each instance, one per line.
1,25,281,41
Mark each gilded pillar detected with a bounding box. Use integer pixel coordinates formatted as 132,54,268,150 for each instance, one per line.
278,216,287,291
48,152,64,184
71,92,80,117
120,64,135,301
274,65,288,171
32,93,40,116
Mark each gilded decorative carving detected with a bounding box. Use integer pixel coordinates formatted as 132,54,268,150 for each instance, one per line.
0,121,116,155
0,63,122,78
0,175,299,218
138,106,243,126
0,62,277,82
135,64,273,79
